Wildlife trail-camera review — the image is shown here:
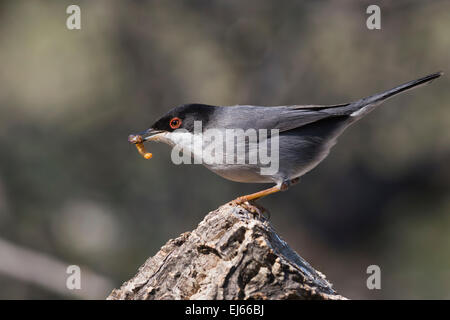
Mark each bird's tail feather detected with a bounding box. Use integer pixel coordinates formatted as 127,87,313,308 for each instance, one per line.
345,71,443,118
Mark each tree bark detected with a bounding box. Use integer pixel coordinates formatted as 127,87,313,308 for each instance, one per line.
107,202,346,300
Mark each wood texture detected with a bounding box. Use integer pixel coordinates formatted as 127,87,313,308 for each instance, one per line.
107,202,346,300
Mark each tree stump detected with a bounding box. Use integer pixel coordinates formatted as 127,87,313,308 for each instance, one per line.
107,202,346,300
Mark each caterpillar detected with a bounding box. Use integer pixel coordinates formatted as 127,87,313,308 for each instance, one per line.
128,135,152,160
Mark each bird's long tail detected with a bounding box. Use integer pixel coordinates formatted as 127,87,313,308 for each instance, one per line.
341,71,443,118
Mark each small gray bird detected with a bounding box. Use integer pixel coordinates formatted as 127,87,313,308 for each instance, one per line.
129,72,442,204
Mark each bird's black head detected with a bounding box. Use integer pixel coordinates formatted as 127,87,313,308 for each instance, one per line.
132,104,218,142
153,103,216,132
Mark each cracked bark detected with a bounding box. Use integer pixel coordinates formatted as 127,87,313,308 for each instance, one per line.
107,202,346,300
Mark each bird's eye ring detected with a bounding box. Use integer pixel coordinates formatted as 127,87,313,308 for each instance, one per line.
169,117,182,129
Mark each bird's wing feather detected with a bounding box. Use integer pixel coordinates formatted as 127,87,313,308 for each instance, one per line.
289,103,350,110
215,105,349,133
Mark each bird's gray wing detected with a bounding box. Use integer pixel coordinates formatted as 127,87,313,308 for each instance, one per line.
215,104,350,133
288,103,350,110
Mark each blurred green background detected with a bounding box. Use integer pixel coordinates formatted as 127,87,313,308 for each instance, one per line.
0,0,449,299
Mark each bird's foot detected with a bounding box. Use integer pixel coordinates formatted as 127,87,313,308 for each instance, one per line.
229,185,281,220
231,196,245,206
248,201,270,221
229,199,270,221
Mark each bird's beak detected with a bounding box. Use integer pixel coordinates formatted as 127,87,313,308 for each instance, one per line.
128,128,164,144
141,128,165,141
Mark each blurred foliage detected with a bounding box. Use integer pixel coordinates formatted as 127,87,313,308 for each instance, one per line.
0,0,449,299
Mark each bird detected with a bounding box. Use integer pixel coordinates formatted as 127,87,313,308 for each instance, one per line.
128,72,442,204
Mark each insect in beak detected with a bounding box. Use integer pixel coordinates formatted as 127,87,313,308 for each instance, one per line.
128,134,153,159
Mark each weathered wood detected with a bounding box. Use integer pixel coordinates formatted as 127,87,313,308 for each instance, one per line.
107,202,346,300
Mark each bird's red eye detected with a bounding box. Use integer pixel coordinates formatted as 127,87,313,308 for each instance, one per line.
169,117,182,129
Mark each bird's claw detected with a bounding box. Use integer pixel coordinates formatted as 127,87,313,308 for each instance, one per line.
229,198,270,221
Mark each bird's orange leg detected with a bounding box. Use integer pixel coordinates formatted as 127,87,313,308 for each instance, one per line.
233,185,281,204
232,178,300,205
